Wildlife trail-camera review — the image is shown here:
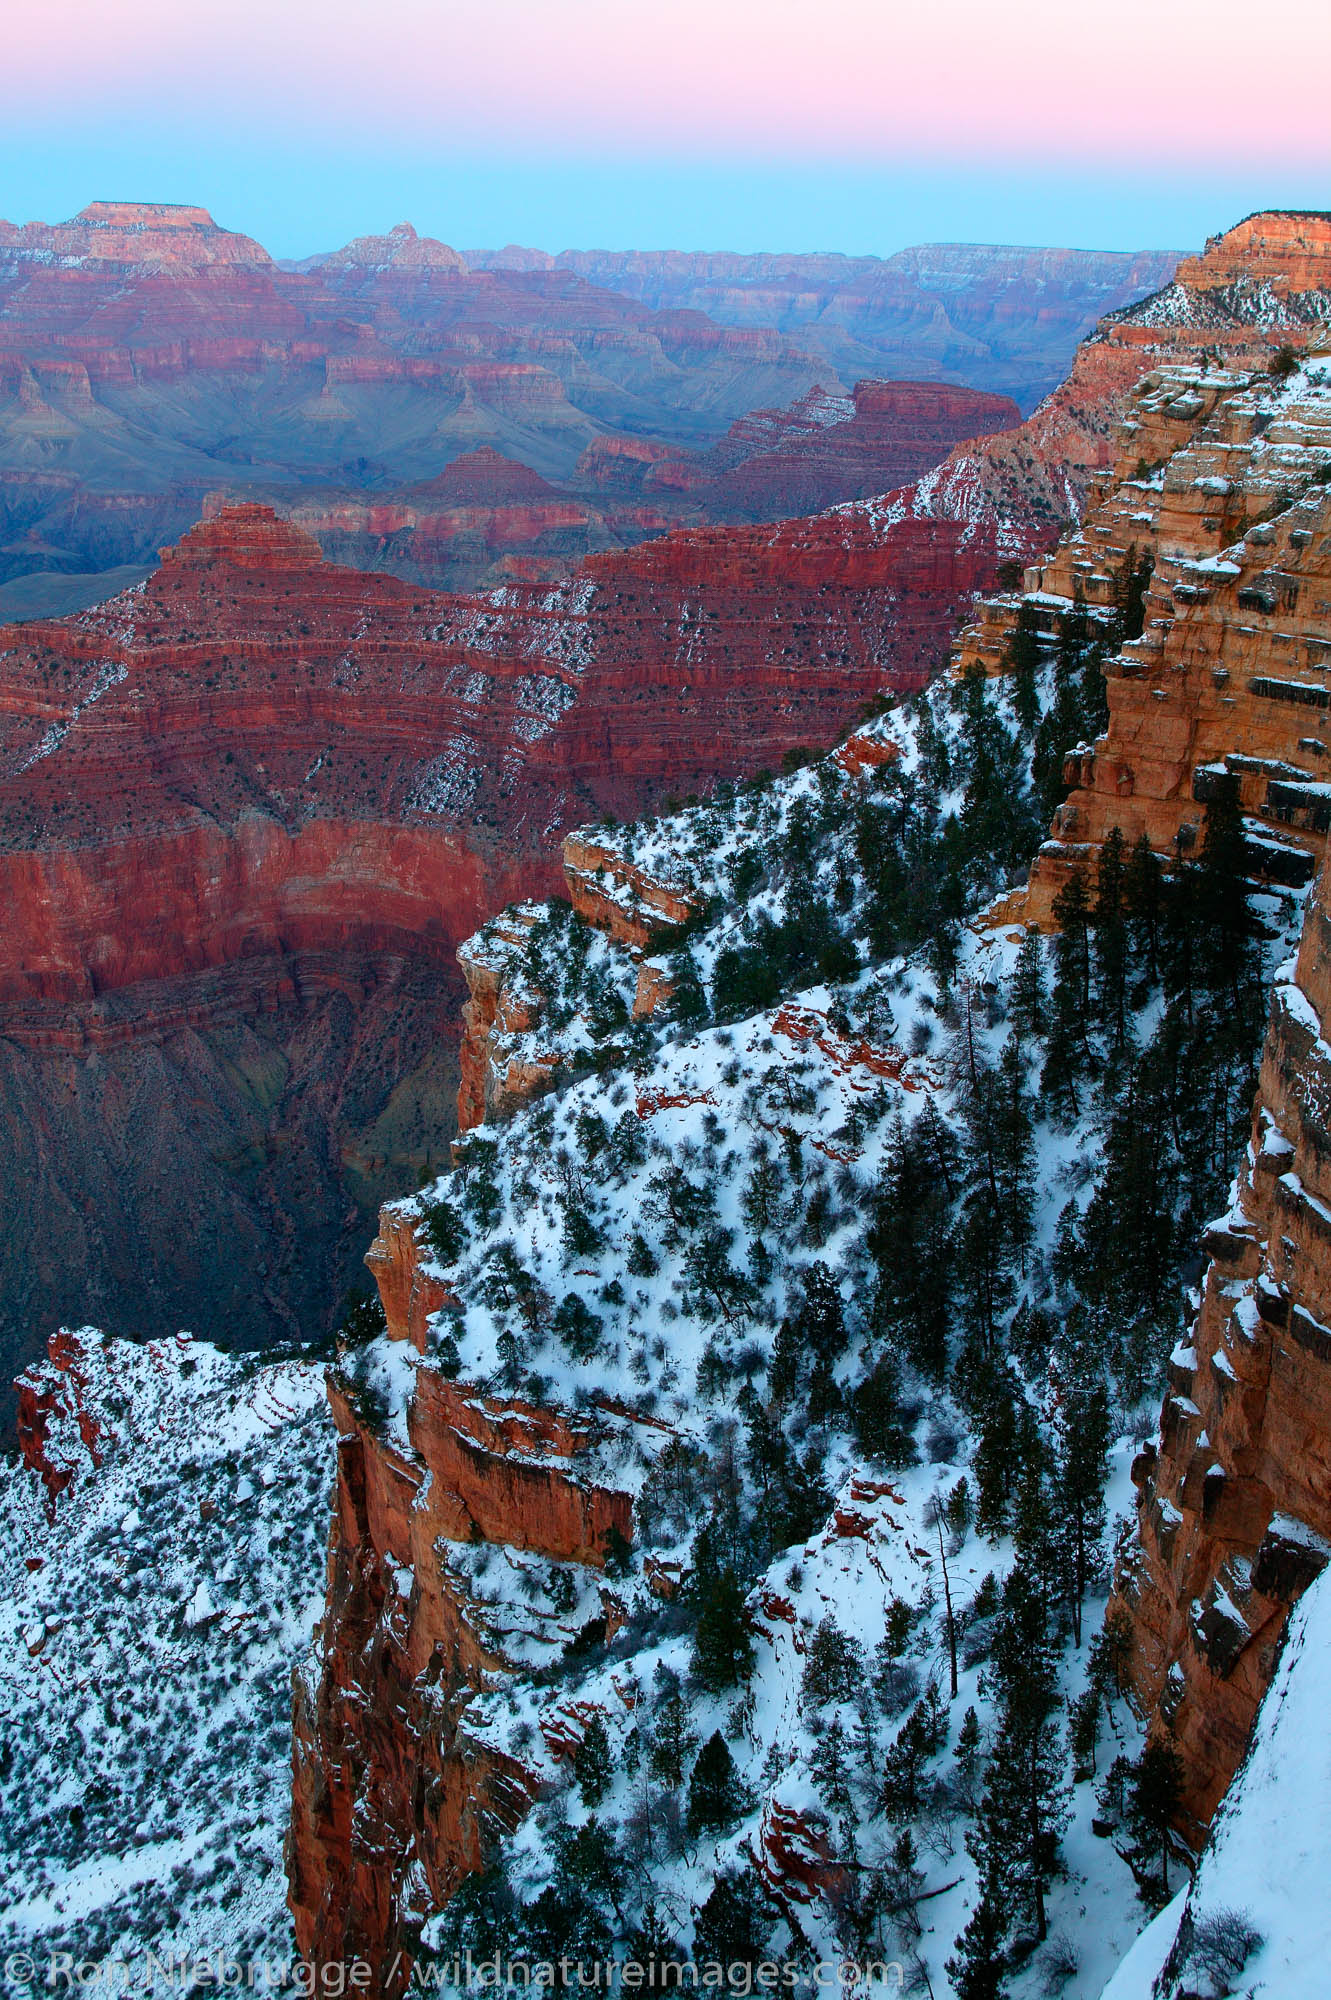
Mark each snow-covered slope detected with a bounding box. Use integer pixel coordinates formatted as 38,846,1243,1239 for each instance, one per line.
0,1332,331,1978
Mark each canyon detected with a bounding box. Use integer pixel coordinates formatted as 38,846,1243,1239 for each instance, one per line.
284,216,1331,1992
7,205,1331,1989
467,243,1184,411
0,203,1049,615
0,470,997,1385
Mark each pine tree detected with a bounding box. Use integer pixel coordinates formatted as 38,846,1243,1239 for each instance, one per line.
851,1354,917,1467
1009,926,1047,1049
692,1870,771,1986
649,1663,699,1788
967,1569,1069,1945
1124,831,1163,987
995,1037,1036,1274
1125,1738,1184,1899
947,1862,1011,2000
691,1568,756,1692
1053,1371,1111,1646
1042,870,1095,1115
686,1730,745,1837
574,1712,613,1808
809,1714,855,1823
955,1706,982,1782
801,1615,866,1709
1007,601,1043,735
1092,825,1130,1051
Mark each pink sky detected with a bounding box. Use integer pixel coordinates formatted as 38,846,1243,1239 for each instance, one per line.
5,0,1330,170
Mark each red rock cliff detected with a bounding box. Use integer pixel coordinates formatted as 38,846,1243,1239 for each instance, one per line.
1112,843,1331,1841
288,1214,638,1988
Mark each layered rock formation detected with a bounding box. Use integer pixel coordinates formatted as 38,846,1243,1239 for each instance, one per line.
573,378,1021,523
468,243,1185,409
224,378,1021,595
288,1236,639,1981
0,488,962,1382
0,203,835,608
967,354,1331,923
885,211,1331,577
1113,845,1331,1841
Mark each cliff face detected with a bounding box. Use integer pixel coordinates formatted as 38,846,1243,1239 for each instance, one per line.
288,1249,638,1984
1112,845,1331,1841
971,355,1331,925
886,211,1331,577
0,203,839,609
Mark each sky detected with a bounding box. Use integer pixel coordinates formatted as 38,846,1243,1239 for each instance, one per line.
2,0,1329,259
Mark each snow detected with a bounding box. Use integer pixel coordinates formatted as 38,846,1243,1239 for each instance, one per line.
0,1332,332,1971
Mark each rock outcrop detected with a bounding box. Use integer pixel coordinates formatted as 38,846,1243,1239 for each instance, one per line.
969,355,1331,924
288,1228,639,1986
1112,841,1331,1841
887,211,1331,579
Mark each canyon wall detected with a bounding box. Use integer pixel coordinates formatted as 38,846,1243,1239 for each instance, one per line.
0,484,967,1381
1113,845,1331,1841
1012,358,1331,920
288,1225,639,1985
468,243,1185,410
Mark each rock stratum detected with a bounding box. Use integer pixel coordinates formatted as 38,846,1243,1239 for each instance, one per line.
1113,841,1331,1843
281,218,1331,1989
0,203,1034,612
0,481,989,1384
468,242,1185,410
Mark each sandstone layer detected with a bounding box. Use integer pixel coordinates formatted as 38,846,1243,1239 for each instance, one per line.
967,356,1331,925
288,1228,639,1986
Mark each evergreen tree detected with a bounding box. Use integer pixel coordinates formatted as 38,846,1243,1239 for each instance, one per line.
649,1664,699,1788
1041,871,1095,1115
995,1037,1036,1274
1092,826,1130,1051
1009,926,1047,1049
868,1115,956,1380
1124,831,1163,987
692,1870,772,1989
1125,1739,1184,1899
947,1862,1011,2000
573,1712,613,1808
801,1616,866,1709
966,1569,1069,1945
851,1354,917,1468
686,1731,745,1837
1052,1370,1111,1645
691,1568,756,1692
1007,601,1043,735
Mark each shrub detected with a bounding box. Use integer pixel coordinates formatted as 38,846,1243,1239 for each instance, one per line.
1189,1907,1263,1988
